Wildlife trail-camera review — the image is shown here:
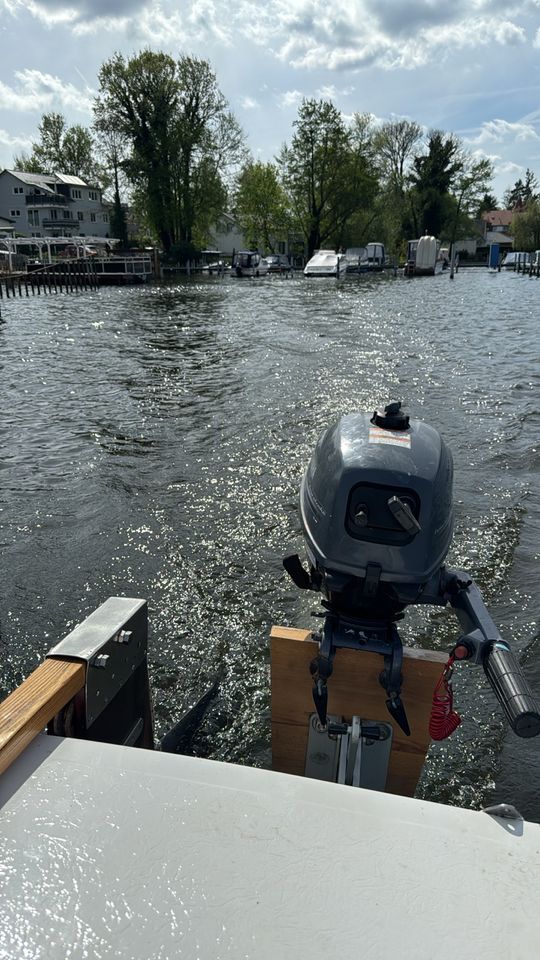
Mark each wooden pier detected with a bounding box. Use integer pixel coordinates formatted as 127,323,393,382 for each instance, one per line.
0,258,99,301
0,254,155,307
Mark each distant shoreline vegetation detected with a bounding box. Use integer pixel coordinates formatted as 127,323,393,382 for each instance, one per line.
8,51,540,261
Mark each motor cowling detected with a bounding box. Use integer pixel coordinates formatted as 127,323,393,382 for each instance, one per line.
300,404,453,611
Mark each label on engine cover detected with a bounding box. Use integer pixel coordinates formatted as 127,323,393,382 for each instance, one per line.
369,426,411,448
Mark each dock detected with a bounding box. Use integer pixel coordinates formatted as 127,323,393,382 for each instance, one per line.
0,254,155,302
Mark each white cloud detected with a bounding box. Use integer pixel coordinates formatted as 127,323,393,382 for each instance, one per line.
0,69,93,113
315,84,355,100
0,128,32,150
494,159,524,176
279,89,304,109
468,119,540,145
6,0,532,72
240,96,258,110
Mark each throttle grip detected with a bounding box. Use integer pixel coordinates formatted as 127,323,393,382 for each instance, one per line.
483,642,540,738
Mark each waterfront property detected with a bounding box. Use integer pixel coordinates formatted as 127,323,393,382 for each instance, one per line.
0,169,112,240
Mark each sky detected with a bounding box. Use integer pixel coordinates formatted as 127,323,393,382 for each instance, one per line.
1,0,540,202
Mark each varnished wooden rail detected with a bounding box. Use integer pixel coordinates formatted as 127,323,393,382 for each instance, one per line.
0,659,85,775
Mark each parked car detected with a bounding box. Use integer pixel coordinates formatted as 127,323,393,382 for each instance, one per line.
265,254,291,274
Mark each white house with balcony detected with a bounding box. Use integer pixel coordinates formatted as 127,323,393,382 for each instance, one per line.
0,170,112,239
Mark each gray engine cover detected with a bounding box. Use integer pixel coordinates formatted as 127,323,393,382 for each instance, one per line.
300,411,453,586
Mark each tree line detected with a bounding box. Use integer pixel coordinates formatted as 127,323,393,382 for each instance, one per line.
12,50,539,259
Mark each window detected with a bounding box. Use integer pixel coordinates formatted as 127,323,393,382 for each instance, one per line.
9,209,21,217
72,189,82,199
90,213,96,222
49,209,58,220
77,211,84,221
102,214,109,223
63,210,71,219
28,211,40,226
13,186,24,195
88,190,98,201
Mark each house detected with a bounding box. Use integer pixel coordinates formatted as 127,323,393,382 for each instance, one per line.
207,212,300,261
0,170,112,239
208,212,246,256
480,209,515,250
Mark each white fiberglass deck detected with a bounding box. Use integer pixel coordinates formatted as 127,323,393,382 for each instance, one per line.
1,735,539,959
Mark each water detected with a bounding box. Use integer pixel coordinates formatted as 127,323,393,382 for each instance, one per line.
1,269,539,817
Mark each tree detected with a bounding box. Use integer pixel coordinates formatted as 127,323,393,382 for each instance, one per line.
94,52,245,254
96,128,129,246
409,131,462,237
510,200,540,250
234,161,290,251
503,169,539,209
371,119,423,255
278,99,377,257
447,154,494,250
13,112,100,183
476,192,499,216
373,119,422,192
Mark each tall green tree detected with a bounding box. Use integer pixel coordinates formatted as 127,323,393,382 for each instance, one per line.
476,192,499,216
278,99,377,257
409,131,462,236
95,51,179,251
94,51,245,253
372,118,423,255
510,200,540,250
503,169,539,209
234,161,290,251
447,154,494,250
373,119,422,192
13,112,100,183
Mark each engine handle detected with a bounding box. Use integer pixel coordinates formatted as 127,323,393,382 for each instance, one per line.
483,642,540,738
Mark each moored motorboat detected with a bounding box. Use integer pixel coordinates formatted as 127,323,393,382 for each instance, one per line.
304,249,348,277
344,246,367,273
231,250,269,277
501,251,531,271
359,242,386,272
403,236,444,276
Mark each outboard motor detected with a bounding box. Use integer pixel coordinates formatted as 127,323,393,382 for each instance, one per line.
285,402,540,739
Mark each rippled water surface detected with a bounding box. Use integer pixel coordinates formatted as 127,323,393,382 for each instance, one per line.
1,269,539,816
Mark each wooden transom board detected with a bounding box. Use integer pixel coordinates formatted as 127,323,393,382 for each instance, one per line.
270,626,448,797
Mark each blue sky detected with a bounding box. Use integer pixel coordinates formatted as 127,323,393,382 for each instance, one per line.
1,0,540,202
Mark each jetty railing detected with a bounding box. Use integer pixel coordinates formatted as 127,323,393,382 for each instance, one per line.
0,258,99,301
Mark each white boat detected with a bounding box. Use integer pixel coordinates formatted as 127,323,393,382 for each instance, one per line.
501,251,531,270
231,250,269,277
344,246,367,272
2,404,540,957
359,242,386,272
200,249,227,275
304,249,348,277
404,236,444,276
1,595,539,960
